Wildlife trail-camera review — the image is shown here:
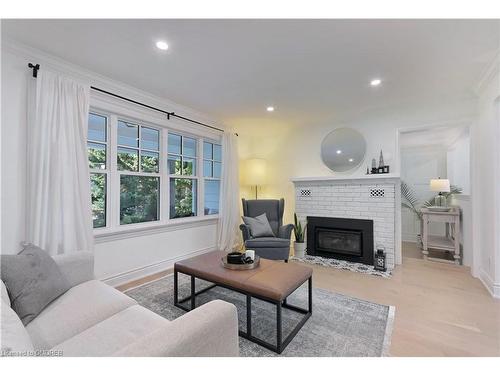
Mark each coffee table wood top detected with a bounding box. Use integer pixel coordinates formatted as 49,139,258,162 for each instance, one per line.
175,251,313,301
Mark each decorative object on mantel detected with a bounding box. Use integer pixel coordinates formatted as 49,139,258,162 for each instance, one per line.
429,178,451,210
370,158,377,174
368,150,390,174
292,254,392,278
293,213,307,258
379,150,385,168
401,180,462,247
321,127,367,173
374,244,387,272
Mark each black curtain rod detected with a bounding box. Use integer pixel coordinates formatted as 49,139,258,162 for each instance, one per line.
28,62,228,134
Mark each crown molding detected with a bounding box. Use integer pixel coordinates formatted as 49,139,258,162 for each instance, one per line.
474,50,500,95
2,37,226,131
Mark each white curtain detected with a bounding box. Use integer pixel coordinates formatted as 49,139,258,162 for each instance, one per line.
217,132,241,252
26,70,94,255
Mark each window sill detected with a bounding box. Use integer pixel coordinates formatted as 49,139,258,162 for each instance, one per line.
94,215,219,244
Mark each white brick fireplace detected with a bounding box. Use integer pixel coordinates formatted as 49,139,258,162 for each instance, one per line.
292,175,401,270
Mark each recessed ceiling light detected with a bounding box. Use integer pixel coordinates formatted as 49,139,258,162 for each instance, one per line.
156,41,169,51
349,158,354,162
266,106,275,112
370,78,382,86
336,150,342,154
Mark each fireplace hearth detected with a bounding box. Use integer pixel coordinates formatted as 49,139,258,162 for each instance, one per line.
307,216,374,265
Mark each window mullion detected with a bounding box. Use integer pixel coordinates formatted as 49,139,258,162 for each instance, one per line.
198,139,204,217
161,128,169,223
109,114,119,228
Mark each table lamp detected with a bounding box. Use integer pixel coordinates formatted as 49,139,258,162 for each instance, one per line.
244,158,267,199
430,178,450,207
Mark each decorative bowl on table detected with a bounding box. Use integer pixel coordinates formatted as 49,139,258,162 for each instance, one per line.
221,252,260,270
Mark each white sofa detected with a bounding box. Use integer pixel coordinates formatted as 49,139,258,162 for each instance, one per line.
1,252,239,357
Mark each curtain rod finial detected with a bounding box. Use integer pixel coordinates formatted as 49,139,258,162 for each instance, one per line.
28,63,40,78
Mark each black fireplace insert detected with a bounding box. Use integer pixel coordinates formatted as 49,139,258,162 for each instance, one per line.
307,216,374,265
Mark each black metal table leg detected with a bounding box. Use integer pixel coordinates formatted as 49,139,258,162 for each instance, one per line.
308,276,313,313
277,302,282,353
174,269,178,305
190,275,196,310
247,295,252,336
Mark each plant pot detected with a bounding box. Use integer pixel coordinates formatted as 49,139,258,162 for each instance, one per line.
294,241,307,258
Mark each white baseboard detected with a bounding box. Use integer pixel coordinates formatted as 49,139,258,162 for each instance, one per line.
479,268,500,298
100,246,216,287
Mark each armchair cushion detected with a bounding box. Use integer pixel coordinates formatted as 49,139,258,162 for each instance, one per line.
245,237,290,248
242,213,275,238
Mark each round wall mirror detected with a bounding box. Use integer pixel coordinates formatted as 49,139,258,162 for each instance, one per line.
321,128,367,173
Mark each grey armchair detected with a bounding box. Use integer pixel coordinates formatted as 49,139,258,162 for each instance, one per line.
240,198,294,261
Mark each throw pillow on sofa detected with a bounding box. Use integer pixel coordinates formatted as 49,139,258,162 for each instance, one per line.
242,213,275,238
0,244,70,325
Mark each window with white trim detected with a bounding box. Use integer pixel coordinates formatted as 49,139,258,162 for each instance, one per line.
168,133,198,219
87,106,221,232
117,120,160,225
203,141,221,215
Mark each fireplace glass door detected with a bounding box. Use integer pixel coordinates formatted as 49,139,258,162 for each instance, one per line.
316,228,362,256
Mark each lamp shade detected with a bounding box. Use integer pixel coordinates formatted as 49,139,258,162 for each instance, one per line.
430,178,450,193
243,158,267,186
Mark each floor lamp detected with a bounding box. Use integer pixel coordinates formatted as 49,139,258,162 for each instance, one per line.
244,158,267,199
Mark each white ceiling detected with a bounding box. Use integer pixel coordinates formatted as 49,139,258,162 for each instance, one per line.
2,19,499,126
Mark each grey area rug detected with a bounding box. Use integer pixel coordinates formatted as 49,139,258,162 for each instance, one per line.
292,255,393,278
125,274,394,357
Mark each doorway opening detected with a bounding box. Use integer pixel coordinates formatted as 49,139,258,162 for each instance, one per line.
398,124,471,265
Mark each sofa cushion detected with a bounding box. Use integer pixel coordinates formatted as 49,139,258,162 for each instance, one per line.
1,244,71,325
53,305,169,356
26,280,137,349
245,237,290,248
1,300,34,356
242,213,275,238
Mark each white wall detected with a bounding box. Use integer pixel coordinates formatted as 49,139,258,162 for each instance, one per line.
472,63,500,297
400,145,448,242
1,48,28,256
1,43,223,284
447,129,471,195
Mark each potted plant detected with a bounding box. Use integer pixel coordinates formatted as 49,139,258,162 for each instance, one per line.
293,213,307,258
401,180,462,247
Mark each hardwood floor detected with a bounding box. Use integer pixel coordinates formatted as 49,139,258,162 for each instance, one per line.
117,242,500,356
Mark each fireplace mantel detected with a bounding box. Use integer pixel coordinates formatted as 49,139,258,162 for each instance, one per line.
291,174,400,184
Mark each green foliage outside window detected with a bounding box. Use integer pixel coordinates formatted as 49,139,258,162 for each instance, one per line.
120,176,159,224
90,173,106,228
117,148,139,171
170,178,197,218
88,143,106,170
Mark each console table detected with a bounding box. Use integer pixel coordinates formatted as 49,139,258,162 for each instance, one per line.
421,207,461,265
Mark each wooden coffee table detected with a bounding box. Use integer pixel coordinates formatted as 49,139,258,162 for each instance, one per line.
174,251,313,354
